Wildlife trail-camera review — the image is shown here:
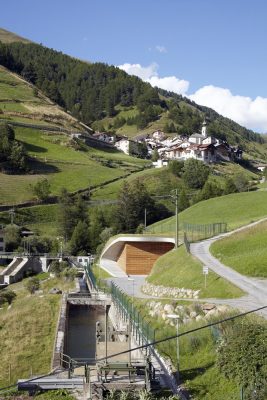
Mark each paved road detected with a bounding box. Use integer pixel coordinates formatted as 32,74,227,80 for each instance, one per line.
190,218,267,318
105,218,267,318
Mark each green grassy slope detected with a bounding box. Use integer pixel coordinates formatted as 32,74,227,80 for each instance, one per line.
0,66,149,205
147,191,267,236
0,66,83,130
147,245,244,298
91,166,180,201
211,219,267,277
0,275,75,386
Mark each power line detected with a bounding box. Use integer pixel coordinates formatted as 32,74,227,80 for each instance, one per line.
0,304,266,393
95,304,267,362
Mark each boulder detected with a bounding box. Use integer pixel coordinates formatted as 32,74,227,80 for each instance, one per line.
164,304,174,314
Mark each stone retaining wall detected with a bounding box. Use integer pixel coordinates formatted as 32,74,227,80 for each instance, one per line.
142,282,200,299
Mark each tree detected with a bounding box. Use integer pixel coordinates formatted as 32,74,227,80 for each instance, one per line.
31,179,51,201
69,220,90,255
196,181,223,202
178,188,190,211
217,320,267,399
224,177,237,195
114,180,156,233
129,141,148,159
233,172,249,192
89,209,106,252
25,277,40,294
4,224,21,252
25,235,52,254
57,188,76,240
49,260,61,277
8,141,26,171
168,160,184,177
182,159,210,189
0,290,16,305
151,148,160,162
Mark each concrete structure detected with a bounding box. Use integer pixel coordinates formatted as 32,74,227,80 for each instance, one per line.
0,256,42,285
76,255,94,267
100,236,175,276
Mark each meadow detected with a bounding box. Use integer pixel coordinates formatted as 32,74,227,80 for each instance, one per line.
147,245,244,299
0,275,75,387
210,219,267,277
147,191,267,236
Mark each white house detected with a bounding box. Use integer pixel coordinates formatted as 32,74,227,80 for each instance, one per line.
152,130,165,141
152,159,169,168
115,138,130,154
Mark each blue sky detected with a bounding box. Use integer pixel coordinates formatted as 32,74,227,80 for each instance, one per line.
1,0,267,132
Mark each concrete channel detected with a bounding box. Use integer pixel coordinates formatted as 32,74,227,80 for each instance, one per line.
18,268,184,399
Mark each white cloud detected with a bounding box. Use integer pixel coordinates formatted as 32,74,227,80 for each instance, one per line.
118,62,158,80
118,62,267,132
118,62,189,95
189,86,267,132
156,45,167,53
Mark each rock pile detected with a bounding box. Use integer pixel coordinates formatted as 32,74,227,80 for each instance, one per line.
146,300,229,326
142,282,200,299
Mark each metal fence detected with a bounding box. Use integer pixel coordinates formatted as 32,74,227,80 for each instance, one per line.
111,282,155,355
84,263,97,291
147,221,227,242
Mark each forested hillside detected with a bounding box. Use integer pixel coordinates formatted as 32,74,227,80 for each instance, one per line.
0,39,266,158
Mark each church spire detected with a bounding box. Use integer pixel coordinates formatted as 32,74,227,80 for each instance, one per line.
201,118,207,137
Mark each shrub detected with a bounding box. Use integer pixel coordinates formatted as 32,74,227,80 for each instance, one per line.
25,276,40,294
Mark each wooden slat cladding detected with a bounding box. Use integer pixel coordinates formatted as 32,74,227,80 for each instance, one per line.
117,242,174,275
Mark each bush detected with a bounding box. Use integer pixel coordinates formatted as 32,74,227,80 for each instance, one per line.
25,276,40,294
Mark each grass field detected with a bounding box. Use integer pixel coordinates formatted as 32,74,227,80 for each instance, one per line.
0,275,75,386
210,219,267,277
147,191,267,236
147,245,244,298
91,167,179,201
0,125,150,204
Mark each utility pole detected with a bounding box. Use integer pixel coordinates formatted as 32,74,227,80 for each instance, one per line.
174,189,179,249
144,208,147,230
153,189,179,248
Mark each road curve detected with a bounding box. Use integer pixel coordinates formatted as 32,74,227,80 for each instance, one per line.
190,218,267,318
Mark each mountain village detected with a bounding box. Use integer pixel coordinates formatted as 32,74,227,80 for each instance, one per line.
93,120,243,167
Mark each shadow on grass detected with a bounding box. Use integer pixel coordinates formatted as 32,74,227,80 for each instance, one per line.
181,361,214,381
24,142,48,153
27,159,60,174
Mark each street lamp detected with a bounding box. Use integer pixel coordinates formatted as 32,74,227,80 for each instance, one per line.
167,313,180,382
